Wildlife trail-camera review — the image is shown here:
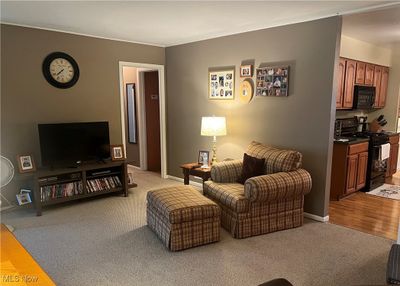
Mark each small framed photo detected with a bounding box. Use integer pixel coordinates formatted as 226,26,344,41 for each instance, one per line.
198,150,210,168
240,65,252,77
111,145,125,161
17,155,36,173
16,190,32,205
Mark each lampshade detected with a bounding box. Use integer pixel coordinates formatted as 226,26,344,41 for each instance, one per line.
201,116,227,137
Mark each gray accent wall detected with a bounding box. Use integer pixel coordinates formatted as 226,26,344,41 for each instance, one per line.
1,24,165,205
166,17,341,217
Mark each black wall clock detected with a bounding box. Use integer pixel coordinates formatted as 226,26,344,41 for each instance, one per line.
42,52,80,89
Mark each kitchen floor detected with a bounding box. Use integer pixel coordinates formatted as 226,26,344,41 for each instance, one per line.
329,172,400,241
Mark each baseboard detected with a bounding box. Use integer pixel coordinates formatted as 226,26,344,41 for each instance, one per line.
167,175,203,188
304,212,329,222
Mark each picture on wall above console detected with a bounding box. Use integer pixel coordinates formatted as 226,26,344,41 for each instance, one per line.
256,66,289,97
209,69,235,100
240,65,253,77
111,145,125,161
17,154,36,173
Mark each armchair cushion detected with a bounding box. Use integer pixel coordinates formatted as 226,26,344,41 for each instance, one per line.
204,181,248,213
237,153,265,184
210,159,243,183
244,169,312,203
247,141,302,174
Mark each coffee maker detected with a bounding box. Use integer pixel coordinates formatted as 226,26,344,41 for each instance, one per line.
357,116,368,132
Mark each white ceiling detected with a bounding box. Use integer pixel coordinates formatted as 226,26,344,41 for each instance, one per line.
342,5,400,47
1,1,399,47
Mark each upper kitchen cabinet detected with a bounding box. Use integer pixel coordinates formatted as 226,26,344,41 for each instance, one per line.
337,58,356,109
336,58,346,108
365,64,374,86
376,67,389,108
355,62,366,85
336,57,389,110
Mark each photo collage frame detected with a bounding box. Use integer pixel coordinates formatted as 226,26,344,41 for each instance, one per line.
209,70,235,100
256,66,289,97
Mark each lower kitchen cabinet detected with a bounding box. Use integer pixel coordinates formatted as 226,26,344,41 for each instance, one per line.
330,141,369,200
386,134,399,177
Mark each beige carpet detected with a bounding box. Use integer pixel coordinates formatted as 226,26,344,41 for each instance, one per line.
2,169,394,286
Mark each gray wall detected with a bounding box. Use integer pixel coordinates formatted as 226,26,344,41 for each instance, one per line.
1,24,164,205
166,17,341,217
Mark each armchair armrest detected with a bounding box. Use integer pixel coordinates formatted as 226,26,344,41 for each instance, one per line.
244,169,312,202
211,160,243,183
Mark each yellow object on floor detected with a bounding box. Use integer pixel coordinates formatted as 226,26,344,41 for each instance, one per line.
0,224,56,285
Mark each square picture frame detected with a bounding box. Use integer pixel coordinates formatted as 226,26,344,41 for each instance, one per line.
17,155,36,173
240,65,253,77
208,69,235,100
111,145,125,161
198,150,210,168
16,189,32,205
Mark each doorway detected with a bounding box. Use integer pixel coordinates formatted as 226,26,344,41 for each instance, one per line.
119,62,167,178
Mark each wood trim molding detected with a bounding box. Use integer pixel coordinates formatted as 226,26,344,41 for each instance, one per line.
119,61,168,179
304,212,330,222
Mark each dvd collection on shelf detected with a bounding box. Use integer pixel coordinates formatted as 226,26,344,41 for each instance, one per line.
86,176,122,193
40,181,83,202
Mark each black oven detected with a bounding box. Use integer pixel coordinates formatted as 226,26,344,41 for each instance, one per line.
364,133,389,191
353,85,375,110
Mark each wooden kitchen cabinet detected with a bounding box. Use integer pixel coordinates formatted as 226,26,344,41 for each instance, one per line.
330,141,369,200
365,64,374,86
343,59,356,109
336,57,389,109
386,134,399,177
378,67,389,108
355,62,366,85
336,58,346,108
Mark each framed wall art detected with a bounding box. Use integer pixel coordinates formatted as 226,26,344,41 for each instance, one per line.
256,66,289,97
240,65,252,77
126,83,137,144
209,70,235,100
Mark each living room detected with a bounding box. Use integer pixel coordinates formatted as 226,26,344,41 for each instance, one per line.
1,2,399,286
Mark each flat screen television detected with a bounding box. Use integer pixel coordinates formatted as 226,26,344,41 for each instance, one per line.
38,122,110,167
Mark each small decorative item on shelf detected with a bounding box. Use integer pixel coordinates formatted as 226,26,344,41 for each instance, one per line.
240,65,253,78
16,189,32,205
111,145,125,161
198,150,210,168
256,66,289,97
239,79,254,103
17,155,36,173
209,69,235,100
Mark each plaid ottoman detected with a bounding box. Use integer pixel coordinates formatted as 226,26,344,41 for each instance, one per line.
147,185,221,251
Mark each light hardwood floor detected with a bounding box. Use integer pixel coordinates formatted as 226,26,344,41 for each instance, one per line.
329,173,400,241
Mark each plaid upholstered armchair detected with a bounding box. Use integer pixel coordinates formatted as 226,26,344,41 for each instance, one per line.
203,141,312,239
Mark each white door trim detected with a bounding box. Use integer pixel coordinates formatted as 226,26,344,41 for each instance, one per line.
118,61,167,179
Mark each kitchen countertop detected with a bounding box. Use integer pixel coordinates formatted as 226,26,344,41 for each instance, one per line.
334,137,370,145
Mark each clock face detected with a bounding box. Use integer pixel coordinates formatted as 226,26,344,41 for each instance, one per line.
49,58,75,83
42,52,79,89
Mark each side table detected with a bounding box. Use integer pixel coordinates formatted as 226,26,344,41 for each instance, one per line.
180,163,211,186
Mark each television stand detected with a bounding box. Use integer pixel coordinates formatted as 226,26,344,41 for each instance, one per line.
33,161,132,216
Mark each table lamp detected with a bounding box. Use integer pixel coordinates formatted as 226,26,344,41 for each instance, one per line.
201,116,227,165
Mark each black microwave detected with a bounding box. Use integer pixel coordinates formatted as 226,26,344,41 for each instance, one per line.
353,85,375,109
